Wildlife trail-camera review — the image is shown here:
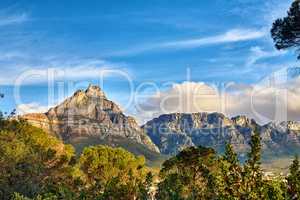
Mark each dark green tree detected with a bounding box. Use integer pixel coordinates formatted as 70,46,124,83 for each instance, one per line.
271,0,300,59
156,146,219,199
155,173,185,200
138,172,154,200
219,143,242,199
242,129,264,199
287,156,300,199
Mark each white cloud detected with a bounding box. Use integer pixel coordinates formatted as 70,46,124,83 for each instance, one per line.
0,57,130,85
161,29,266,49
136,69,300,124
0,13,28,26
109,28,266,57
246,46,287,67
17,102,49,115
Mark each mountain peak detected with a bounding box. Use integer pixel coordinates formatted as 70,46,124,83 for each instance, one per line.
85,84,106,98
21,83,160,154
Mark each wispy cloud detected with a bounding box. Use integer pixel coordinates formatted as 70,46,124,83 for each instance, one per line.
110,28,266,57
0,12,28,26
246,46,287,67
161,29,266,49
0,56,129,85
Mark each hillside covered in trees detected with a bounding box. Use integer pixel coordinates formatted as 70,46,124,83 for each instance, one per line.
1,114,300,199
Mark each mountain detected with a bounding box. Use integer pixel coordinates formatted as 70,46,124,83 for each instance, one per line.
143,113,300,160
21,85,160,161
20,86,300,165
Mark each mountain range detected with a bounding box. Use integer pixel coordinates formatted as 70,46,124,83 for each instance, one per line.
144,113,300,160
21,85,300,164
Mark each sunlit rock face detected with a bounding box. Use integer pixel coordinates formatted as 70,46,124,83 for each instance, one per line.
22,84,159,153
143,113,300,158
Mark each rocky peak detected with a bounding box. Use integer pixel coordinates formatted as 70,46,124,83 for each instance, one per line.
21,85,159,153
206,112,232,126
85,84,106,98
231,115,255,127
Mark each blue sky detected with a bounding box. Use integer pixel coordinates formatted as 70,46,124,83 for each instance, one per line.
0,0,299,123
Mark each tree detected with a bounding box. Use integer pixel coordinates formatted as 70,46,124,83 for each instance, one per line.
241,129,264,199
263,179,287,200
138,172,154,200
0,119,76,199
287,156,300,199
156,146,219,199
219,143,242,199
79,145,148,199
271,0,300,59
156,173,185,200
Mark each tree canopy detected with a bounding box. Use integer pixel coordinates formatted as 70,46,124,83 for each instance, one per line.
271,0,300,59
0,119,76,199
79,145,149,199
0,118,298,200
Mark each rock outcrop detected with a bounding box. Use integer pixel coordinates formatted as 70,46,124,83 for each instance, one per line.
143,112,300,158
22,84,159,153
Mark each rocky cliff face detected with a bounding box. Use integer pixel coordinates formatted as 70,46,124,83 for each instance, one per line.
22,85,159,153
143,113,300,158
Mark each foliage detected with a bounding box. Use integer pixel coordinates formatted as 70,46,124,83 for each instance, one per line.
241,130,264,199
0,119,77,199
156,146,220,199
218,143,243,199
156,131,289,200
79,145,148,199
0,115,153,200
138,172,154,200
0,110,296,200
263,179,287,200
287,156,300,199
271,0,300,59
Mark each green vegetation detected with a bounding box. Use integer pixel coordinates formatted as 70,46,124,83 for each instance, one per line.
4,116,300,199
0,117,154,200
155,132,292,200
271,0,300,59
0,118,76,199
68,136,168,167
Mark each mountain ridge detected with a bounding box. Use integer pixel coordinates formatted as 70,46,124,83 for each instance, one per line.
143,112,300,158
20,85,300,162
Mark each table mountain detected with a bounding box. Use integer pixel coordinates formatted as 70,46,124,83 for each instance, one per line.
22,85,160,156
143,112,300,159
